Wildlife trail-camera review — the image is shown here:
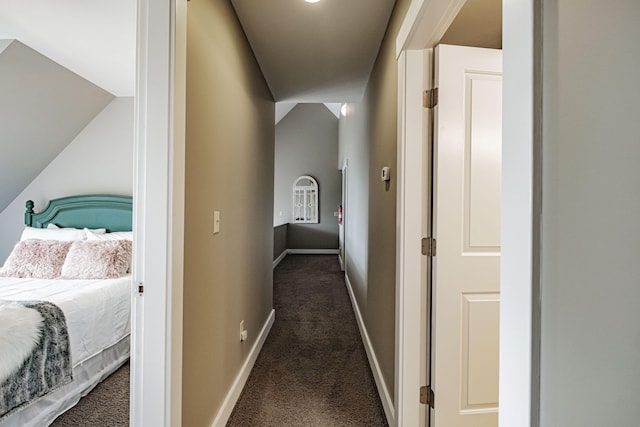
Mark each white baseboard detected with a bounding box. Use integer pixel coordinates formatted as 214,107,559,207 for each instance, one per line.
287,248,339,255
344,274,395,426
273,250,287,269
273,249,341,269
211,309,276,427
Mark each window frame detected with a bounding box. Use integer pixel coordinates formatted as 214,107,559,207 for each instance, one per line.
292,175,319,224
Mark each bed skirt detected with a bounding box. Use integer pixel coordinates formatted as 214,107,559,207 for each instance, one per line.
0,335,130,427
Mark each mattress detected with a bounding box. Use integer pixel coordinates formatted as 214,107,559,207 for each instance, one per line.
0,276,131,367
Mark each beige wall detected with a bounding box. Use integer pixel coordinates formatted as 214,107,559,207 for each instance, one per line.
338,0,411,401
182,1,274,425
365,0,410,398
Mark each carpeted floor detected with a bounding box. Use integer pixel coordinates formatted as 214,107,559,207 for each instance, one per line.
49,255,386,426
227,254,388,427
50,361,130,426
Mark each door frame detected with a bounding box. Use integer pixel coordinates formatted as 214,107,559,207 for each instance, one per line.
339,159,348,272
395,47,431,427
394,1,541,426
131,0,186,425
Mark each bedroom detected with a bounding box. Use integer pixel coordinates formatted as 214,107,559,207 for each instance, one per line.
0,1,136,425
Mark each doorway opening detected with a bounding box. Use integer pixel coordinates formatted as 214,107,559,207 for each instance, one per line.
395,0,506,426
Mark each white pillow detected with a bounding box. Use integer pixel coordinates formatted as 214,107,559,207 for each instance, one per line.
85,229,133,241
20,226,86,242
47,223,106,234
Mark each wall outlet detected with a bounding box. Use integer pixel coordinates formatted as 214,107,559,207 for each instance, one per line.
381,166,390,182
239,320,247,342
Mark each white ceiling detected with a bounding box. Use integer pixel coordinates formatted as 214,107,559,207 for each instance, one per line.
275,102,340,124
0,0,502,102
0,0,394,102
0,0,136,96
231,0,396,103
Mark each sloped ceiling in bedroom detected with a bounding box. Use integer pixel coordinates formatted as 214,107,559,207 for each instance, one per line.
0,40,114,214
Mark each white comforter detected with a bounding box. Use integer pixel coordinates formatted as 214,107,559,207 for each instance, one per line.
0,276,131,367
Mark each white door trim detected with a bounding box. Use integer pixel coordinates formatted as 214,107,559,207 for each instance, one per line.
395,0,466,58
395,48,430,427
340,159,348,272
395,1,539,426
132,0,186,425
500,1,540,426
395,2,464,424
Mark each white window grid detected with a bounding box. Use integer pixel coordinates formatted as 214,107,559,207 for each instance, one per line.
292,175,318,223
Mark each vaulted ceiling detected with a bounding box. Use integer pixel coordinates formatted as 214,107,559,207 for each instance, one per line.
0,0,501,103
0,0,397,207
0,40,113,213
0,0,502,215
0,0,136,96
231,0,396,103
0,0,135,215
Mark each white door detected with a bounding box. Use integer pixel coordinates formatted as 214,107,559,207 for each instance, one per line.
431,44,502,427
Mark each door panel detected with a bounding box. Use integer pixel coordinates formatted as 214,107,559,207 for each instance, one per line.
461,293,500,412
464,74,502,252
431,44,502,427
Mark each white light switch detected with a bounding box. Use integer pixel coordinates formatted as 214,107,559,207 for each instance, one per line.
213,211,220,234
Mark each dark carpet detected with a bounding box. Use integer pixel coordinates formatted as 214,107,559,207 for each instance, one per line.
227,255,388,427
50,361,129,426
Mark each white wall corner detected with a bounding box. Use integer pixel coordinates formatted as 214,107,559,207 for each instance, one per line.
0,39,13,55
499,0,536,426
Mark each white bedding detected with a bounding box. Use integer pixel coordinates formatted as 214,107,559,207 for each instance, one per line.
0,276,131,368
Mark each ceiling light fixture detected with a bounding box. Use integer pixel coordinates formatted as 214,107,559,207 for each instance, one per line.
304,0,321,3
340,104,348,117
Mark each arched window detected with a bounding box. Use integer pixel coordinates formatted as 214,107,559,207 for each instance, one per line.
292,175,318,223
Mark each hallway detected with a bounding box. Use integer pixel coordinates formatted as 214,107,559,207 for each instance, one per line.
227,255,387,426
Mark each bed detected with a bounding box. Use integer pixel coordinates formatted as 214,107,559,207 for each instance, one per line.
0,194,133,427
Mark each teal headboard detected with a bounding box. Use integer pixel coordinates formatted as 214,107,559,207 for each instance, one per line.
25,194,133,232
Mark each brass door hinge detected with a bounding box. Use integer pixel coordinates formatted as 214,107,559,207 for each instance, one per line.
423,88,438,109
420,385,435,408
421,237,437,256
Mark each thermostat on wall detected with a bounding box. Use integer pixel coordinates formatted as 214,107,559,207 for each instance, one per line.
381,166,390,182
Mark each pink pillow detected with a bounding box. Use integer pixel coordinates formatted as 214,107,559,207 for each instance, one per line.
0,240,72,279
61,240,132,279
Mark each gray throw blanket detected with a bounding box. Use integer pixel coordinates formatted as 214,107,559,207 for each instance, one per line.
0,301,73,420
